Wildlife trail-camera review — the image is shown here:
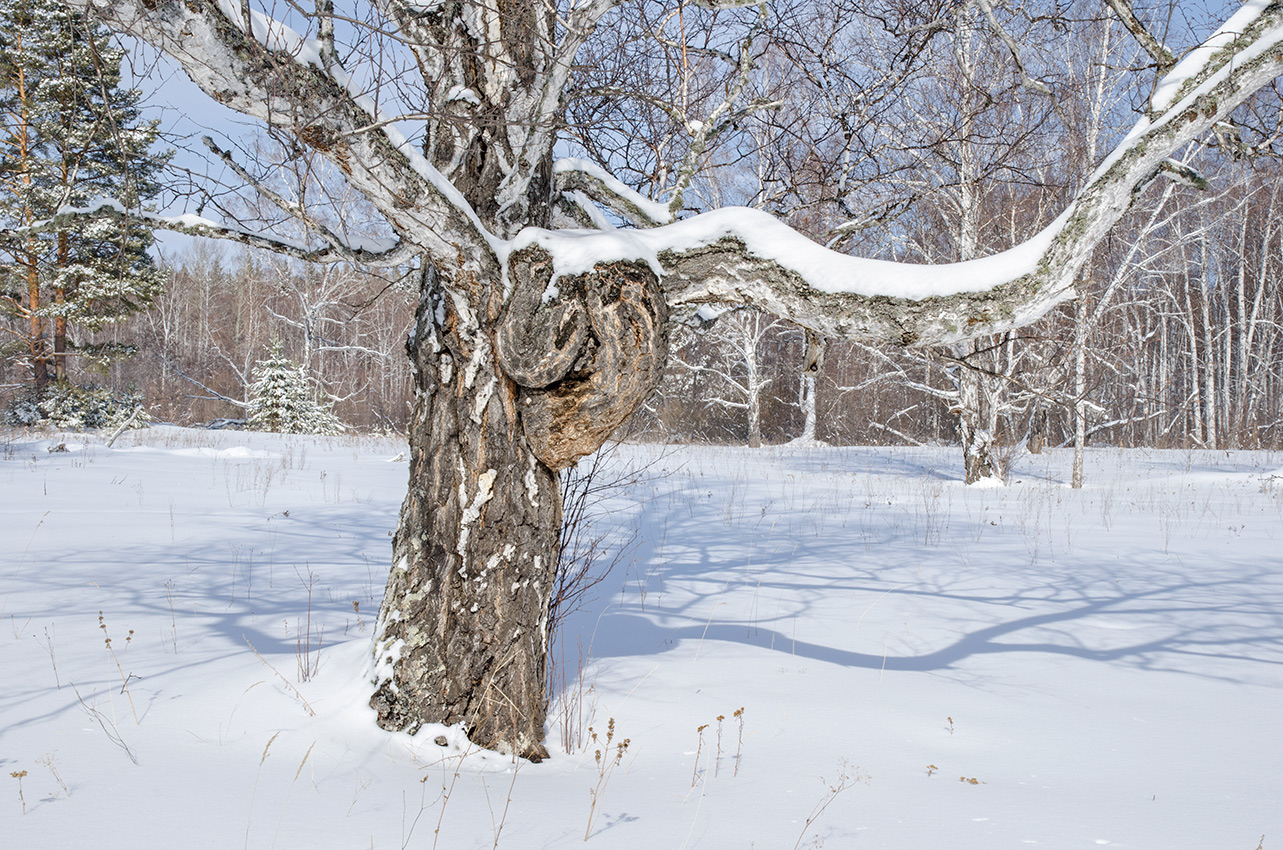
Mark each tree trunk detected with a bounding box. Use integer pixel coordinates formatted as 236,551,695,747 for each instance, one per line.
371,252,667,760
370,265,559,760
25,250,50,389
957,356,997,484
955,341,1000,485
797,374,817,442
796,331,824,444
1027,405,1045,454
1072,298,1088,489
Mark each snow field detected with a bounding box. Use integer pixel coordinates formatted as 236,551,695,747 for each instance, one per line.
1,427,1280,848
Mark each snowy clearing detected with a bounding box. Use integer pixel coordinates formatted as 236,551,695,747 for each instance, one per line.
1,427,1279,848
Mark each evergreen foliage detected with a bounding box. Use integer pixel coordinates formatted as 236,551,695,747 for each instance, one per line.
247,340,342,435
0,0,167,387
3,381,147,429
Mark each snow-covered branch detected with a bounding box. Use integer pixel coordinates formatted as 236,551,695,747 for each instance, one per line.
519,3,1283,348
79,0,500,271
65,0,1283,356
553,159,673,228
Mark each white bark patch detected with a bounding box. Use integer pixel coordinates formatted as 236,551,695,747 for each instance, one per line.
472,376,497,424
456,468,498,574
523,452,540,509
463,335,490,391
450,290,480,336
484,551,501,573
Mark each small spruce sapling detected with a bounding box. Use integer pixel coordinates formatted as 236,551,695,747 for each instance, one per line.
246,340,342,435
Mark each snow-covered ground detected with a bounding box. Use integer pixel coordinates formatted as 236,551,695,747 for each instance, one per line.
2,427,1280,849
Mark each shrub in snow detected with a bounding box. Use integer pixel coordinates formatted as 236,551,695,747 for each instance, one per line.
2,383,149,430
247,341,343,435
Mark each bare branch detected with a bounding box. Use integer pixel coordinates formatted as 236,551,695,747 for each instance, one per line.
77,0,499,274
553,159,673,228
160,359,248,409
972,0,1052,95
1103,0,1177,72
200,136,419,264
4,199,417,267
666,4,768,218
646,5,1283,347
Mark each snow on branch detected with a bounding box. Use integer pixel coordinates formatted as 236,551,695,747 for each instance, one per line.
79,0,501,271
1148,1,1277,114
553,159,673,228
69,0,1283,355
518,3,1283,348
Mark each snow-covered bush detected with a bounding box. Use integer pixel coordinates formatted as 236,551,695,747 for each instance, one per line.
2,383,149,430
246,341,343,435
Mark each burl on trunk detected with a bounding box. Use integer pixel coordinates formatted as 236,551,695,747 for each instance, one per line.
370,247,667,759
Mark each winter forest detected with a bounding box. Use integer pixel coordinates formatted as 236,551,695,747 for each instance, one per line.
3,0,1283,847
10,1,1283,461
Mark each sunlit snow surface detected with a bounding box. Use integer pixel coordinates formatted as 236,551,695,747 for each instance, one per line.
2,427,1280,848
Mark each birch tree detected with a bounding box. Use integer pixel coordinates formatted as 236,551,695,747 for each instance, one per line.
28,0,1283,758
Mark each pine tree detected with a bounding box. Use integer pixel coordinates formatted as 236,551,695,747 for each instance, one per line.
247,340,342,435
0,0,166,388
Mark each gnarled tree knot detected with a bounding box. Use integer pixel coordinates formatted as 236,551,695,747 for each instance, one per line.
496,245,668,470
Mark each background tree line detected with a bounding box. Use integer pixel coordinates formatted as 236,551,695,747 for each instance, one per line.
15,146,1278,457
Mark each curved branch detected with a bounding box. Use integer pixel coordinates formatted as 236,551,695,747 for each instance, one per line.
9,200,420,266
553,159,673,228
518,4,1283,348
79,0,500,274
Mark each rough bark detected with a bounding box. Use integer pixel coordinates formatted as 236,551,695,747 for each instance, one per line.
498,247,669,470
370,263,560,760
371,254,666,759
955,347,999,484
